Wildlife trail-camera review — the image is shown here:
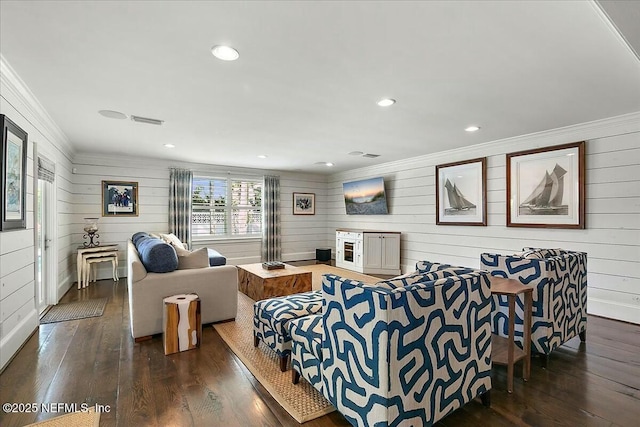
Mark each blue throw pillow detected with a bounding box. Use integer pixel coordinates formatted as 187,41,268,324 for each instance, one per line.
207,248,227,266
132,232,150,246
135,236,178,273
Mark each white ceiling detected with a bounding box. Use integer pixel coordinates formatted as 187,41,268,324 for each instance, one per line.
1,1,639,173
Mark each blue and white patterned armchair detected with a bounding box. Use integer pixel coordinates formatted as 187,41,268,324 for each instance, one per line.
291,263,493,427
480,248,587,366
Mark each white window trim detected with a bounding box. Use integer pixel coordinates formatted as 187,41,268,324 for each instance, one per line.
192,236,262,245
192,175,262,239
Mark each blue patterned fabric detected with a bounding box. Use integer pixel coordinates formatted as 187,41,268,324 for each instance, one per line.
415,260,467,273
289,265,492,427
375,268,476,291
289,314,324,393
480,248,587,355
253,291,323,361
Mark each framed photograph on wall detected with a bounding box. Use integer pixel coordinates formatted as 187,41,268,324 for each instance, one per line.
507,141,585,228
436,157,487,226
102,180,139,216
293,192,315,215
1,114,28,231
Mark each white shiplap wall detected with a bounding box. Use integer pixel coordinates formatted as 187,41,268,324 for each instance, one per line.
71,154,328,278
1,57,75,370
327,113,640,324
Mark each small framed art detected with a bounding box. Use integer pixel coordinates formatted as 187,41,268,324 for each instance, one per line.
102,180,139,216
436,157,487,226
293,192,315,215
506,141,585,228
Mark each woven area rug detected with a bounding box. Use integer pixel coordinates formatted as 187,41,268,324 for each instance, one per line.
24,409,100,426
40,298,108,324
214,292,332,423
214,265,380,423
302,263,381,290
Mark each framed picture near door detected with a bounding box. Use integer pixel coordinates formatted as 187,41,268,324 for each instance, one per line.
506,141,585,228
1,114,28,231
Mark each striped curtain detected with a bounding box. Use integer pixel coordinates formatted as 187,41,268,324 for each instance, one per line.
262,175,281,262
169,168,193,249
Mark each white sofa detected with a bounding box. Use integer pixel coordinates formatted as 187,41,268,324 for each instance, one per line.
127,240,238,340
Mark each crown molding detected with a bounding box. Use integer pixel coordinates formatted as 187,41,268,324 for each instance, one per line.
0,54,75,157
591,0,640,63
332,111,640,179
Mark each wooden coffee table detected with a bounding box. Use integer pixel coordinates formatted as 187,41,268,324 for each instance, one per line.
237,263,312,301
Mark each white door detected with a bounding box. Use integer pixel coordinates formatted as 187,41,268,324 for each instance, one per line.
36,177,54,313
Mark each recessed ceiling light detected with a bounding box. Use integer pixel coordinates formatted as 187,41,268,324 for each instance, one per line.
211,45,239,61
348,151,364,156
314,161,335,167
257,155,267,159
465,125,480,132
325,162,334,167
164,144,175,149
98,110,127,119
377,98,396,107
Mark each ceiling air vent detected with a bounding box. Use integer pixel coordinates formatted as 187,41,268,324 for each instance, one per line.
362,153,380,158
130,115,164,125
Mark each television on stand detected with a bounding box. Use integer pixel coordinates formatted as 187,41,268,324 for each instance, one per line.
343,177,389,215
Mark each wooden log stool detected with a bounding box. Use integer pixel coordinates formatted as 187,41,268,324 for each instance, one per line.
163,293,202,355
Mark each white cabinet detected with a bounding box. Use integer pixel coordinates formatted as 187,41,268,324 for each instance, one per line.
363,233,401,275
336,230,400,275
336,231,363,271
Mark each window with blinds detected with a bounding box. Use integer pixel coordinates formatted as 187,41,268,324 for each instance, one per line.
191,176,262,238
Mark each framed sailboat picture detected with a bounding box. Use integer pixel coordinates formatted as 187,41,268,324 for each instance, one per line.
436,157,487,226
507,141,585,228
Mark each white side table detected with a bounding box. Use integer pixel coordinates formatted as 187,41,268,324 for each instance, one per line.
76,244,119,289
82,251,119,288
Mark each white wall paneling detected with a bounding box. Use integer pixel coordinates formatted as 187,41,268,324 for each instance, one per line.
1,56,75,370
327,113,640,324
71,154,329,274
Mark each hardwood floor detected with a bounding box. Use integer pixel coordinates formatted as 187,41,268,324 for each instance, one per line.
1,278,638,427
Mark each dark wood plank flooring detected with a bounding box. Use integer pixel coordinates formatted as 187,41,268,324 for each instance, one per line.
1,278,638,427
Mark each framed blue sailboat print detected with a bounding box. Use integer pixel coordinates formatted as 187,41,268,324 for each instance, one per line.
436,157,487,226
507,141,585,229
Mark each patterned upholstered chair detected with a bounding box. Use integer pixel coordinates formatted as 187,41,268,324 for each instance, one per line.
290,263,493,426
480,248,587,366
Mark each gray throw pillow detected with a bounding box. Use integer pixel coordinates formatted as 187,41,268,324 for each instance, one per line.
175,247,209,270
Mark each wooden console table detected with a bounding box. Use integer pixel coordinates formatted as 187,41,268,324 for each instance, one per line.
237,263,311,301
490,277,533,393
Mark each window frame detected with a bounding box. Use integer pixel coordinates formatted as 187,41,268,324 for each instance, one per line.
191,175,262,240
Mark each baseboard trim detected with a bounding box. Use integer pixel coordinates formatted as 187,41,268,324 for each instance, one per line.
588,299,639,325
56,275,73,303
0,308,38,371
